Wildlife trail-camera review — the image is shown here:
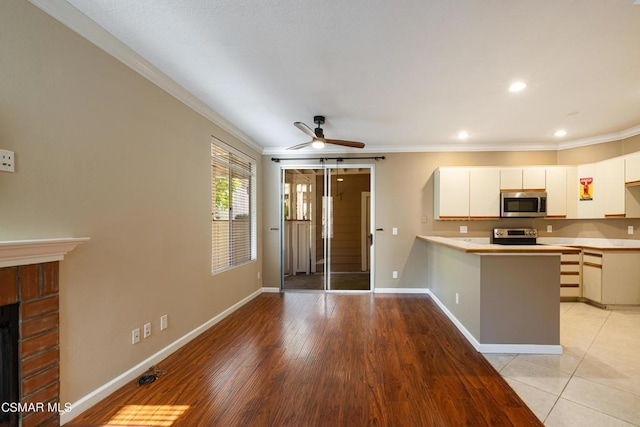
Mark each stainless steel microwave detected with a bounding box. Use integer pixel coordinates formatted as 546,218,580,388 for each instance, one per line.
500,191,547,218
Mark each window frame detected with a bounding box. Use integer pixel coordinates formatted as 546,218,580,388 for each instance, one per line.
211,138,257,274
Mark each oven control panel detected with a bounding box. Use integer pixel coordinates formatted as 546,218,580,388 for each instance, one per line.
491,228,538,245
492,228,538,238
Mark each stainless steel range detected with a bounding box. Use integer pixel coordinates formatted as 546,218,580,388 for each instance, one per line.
491,228,538,245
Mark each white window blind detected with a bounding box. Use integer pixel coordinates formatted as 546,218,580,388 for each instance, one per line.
211,139,256,273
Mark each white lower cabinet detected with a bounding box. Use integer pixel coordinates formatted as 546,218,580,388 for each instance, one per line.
582,251,602,303
581,249,640,305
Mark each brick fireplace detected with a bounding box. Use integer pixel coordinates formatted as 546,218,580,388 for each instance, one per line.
0,262,61,426
0,238,87,427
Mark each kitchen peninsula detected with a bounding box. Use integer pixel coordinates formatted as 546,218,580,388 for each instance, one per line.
417,236,579,355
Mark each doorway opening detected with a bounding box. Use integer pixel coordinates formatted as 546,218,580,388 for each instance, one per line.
281,165,373,291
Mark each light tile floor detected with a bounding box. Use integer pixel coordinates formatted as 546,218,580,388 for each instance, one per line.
484,302,640,426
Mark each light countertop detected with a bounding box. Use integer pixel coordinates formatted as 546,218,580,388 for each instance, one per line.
417,235,580,254
537,237,640,251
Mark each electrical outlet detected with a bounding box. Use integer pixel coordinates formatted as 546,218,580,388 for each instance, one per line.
392,271,398,279
143,322,151,338
460,226,468,234
392,227,398,235
547,225,553,233
160,315,168,331
0,149,15,172
455,293,459,304
132,328,140,344
628,225,634,235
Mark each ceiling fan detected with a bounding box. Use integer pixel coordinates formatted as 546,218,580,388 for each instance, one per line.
287,115,365,150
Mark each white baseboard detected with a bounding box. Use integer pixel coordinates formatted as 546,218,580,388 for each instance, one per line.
427,290,563,355
61,287,266,425
261,286,280,293
374,287,429,294
426,290,482,350
479,343,562,354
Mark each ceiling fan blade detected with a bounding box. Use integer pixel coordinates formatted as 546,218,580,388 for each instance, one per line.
286,140,314,150
324,138,366,149
294,121,316,138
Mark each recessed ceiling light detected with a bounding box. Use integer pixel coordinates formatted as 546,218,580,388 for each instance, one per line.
509,81,527,93
311,140,325,149
457,131,470,140
554,129,567,138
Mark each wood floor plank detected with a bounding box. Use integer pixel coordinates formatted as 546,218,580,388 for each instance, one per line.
68,293,542,426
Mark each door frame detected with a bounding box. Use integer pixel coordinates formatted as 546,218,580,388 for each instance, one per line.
361,192,371,272
279,163,375,292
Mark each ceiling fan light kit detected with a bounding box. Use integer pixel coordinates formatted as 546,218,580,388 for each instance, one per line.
288,115,366,150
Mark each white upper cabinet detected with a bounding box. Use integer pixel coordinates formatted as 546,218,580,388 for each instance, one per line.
500,168,522,191
500,167,546,191
433,151,639,220
625,151,640,185
434,167,469,219
565,166,578,219
600,157,625,217
469,168,500,218
545,167,568,218
523,167,546,191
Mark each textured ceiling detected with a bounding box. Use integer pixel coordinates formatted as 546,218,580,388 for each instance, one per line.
54,0,640,153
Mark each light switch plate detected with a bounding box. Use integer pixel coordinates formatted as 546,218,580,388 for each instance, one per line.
628,225,634,235
392,271,398,279
392,227,398,235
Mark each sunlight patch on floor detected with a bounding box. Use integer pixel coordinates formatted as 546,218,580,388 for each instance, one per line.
107,405,190,427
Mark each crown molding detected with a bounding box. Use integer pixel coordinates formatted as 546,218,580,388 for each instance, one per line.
557,123,640,150
28,0,263,154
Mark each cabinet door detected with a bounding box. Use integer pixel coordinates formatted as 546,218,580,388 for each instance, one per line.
582,264,602,303
500,168,522,191
523,167,546,191
565,166,578,219
434,168,469,219
601,157,625,217
625,152,640,185
469,168,500,218
546,167,567,218
582,250,603,303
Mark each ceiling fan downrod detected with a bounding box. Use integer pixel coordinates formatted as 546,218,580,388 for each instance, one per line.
313,115,325,138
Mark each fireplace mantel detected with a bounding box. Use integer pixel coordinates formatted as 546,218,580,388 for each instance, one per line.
0,237,90,268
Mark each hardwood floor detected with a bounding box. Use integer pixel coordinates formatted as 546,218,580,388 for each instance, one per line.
69,293,541,426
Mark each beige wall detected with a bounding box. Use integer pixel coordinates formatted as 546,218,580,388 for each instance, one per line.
263,139,640,290
0,0,262,404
